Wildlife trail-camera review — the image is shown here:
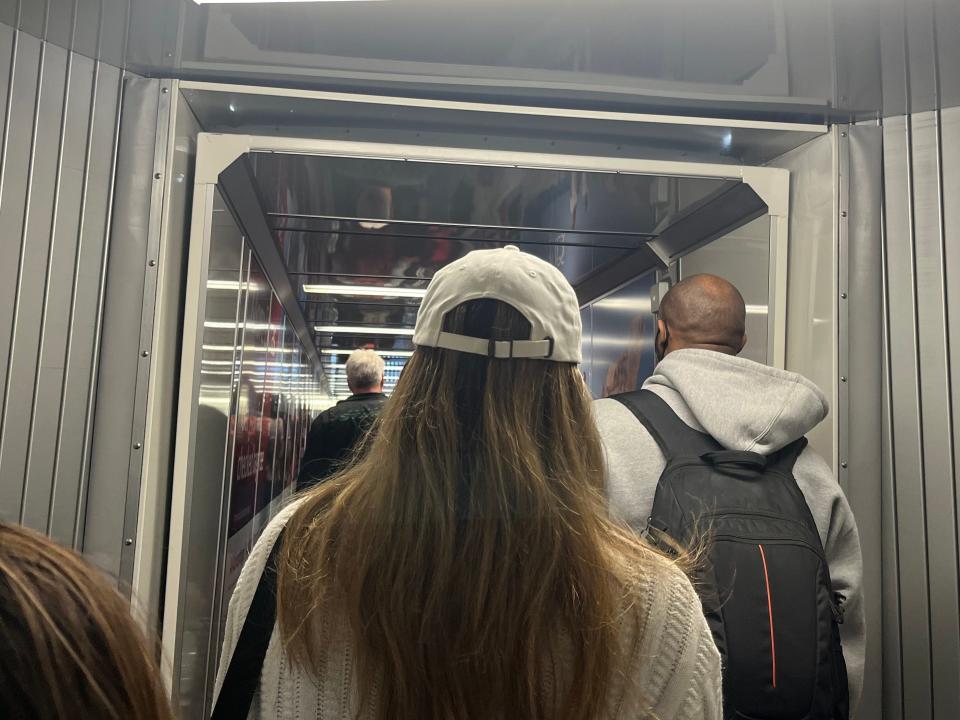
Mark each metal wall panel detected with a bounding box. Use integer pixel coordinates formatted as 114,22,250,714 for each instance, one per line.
768,133,837,463
0,23,122,542
0,31,42,518
1,39,69,522
133,86,201,630
911,111,960,720
877,21,960,716
881,107,960,718
83,75,161,576
54,61,121,546
846,124,884,720
882,115,932,719
942,110,960,644
22,49,94,529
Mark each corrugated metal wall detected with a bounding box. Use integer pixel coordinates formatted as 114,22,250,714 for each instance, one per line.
880,104,960,720
0,18,123,547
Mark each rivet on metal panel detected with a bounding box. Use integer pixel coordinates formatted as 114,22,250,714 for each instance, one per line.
141,350,149,357
841,376,847,383
161,87,169,94
154,172,161,180
841,210,848,218
134,442,142,450
841,292,848,299
148,259,157,267
841,132,847,138
124,538,134,546
840,462,848,469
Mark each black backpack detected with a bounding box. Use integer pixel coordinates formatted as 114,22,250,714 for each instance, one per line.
613,390,849,720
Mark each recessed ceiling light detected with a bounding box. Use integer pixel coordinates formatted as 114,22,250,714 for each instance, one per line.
303,284,427,299
314,325,414,336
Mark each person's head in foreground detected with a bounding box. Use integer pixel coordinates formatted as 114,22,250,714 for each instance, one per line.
0,523,171,720
345,348,385,394
280,246,719,719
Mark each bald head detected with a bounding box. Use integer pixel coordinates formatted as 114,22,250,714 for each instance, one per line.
656,274,747,359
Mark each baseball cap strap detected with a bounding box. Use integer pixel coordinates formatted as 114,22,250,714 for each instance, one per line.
435,331,554,359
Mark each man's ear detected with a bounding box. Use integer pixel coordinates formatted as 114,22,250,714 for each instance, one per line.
655,319,669,358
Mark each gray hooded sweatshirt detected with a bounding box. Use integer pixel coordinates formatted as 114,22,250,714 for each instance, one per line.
594,348,865,716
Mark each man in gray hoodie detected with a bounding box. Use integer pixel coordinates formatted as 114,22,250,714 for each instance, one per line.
594,274,865,716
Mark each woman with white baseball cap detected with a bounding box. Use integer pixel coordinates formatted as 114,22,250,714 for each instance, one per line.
214,246,721,720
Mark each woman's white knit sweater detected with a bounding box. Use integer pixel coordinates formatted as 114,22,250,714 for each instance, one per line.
215,500,722,719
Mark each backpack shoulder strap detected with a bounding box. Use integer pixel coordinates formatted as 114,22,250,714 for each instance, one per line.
767,437,809,476
611,389,721,461
211,529,286,720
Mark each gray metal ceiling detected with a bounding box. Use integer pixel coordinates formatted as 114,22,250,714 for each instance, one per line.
230,150,765,356
5,0,960,122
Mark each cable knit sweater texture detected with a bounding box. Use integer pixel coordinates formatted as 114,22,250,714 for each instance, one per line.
215,499,722,719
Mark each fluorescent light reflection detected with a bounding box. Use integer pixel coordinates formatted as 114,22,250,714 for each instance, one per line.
205,321,284,331
320,348,415,357
314,325,414,336
202,359,309,368
303,284,427,299
203,345,298,353
206,280,266,292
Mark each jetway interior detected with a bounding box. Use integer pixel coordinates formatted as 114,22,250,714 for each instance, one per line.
240,150,771,398
159,87,795,715
4,2,960,718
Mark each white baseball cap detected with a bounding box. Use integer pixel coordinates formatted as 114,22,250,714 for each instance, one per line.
413,245,582,363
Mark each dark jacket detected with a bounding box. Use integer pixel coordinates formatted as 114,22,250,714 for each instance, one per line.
298,392,388,489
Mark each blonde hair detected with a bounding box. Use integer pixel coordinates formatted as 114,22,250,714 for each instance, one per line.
279,299,671,719
0,523,172,720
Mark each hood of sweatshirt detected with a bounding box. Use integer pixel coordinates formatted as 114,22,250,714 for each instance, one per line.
643,348,829,455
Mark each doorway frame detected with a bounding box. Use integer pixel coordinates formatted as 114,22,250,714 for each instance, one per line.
163,129,793,708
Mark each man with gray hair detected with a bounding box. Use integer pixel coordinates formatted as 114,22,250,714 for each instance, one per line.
299,348,388,489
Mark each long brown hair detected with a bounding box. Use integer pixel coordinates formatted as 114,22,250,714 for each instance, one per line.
278,299,668,719
0,523,172,720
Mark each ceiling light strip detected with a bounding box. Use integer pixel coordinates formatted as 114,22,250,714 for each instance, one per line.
320,348,415,357
303,283,427,298
314,325,414,336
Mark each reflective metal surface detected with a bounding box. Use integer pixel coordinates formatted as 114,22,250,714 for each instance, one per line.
176,190,246,718
168,188,329,719
251,151,723,237
769,133,836,463
180,84,824,165
680,215,771,365
580,272,658,399
242,150,772,373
